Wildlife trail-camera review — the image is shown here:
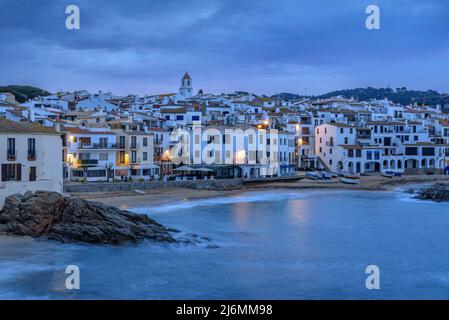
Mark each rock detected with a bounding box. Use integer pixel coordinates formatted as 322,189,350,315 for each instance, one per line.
23,190,33,201
0,191,177,245
415,183,449,202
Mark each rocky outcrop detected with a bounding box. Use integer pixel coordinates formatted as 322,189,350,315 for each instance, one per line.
0,191,177,245
414,184,449,202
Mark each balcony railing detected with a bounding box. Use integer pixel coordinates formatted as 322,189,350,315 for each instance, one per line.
28,150,37,161
7,150,16,161
78,159,99,166
79,143,122,149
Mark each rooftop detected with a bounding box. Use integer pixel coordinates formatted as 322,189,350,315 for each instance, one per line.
0,117,58,134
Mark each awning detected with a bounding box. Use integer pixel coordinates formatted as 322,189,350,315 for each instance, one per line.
197,167,214,172
173,166,194,171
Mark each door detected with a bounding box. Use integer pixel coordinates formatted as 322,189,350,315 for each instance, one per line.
30,166,37,181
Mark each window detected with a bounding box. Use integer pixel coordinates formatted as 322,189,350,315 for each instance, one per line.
165,115,170,120
344,137,348,144
7,138,15,160
422,147,435,156
131,151,137,163
72,170,84,177
131,136,137,148
143,152,148,161
348,149,354,157
340,128,344,134
119,151,126,164
99,137,108,148
28,138,36,160
1,163,21,181
176,115,184,121
143,138,148,147
87,170,106,177
99,153,108,161
192,115,200,121
119,136,125,148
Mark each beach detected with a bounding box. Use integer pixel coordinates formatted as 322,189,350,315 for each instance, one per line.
75,174,449,208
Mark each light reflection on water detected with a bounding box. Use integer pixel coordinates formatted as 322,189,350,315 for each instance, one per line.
1,189,449,299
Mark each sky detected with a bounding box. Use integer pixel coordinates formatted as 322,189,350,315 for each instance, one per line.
1,0,448,96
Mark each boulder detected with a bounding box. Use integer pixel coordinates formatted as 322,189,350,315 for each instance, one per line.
0,191,176,245
415,183,449,202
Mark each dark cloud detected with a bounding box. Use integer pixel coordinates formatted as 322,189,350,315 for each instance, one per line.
1,0,448,95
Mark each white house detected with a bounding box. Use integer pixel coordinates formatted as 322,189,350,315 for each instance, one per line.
0,118,63,206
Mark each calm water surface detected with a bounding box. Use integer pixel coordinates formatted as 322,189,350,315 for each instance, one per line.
1,189,449,299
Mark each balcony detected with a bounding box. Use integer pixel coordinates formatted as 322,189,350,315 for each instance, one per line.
7,150,16,161
78,159,99,166
79,143,122,149
28,150,37,161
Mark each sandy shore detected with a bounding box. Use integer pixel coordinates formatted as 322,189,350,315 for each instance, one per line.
74,174,449,208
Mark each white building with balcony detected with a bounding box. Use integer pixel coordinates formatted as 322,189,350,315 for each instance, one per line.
0,118,63,205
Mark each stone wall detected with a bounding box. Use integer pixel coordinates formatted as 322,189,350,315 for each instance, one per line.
64,179,245,193
63,176,304,194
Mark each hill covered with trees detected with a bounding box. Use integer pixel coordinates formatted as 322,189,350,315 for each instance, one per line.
0,85,51,103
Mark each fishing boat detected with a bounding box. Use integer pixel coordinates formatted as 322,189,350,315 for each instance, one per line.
381,171,394,178
340,177,360,184
321,172,333,180
306,172,322,180
344,174,360,179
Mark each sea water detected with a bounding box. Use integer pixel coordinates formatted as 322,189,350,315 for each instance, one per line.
1,189,449,299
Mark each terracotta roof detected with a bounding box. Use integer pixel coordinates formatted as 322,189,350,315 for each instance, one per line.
0,117,57,134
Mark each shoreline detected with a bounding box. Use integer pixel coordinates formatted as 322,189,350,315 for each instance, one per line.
73,175,449,209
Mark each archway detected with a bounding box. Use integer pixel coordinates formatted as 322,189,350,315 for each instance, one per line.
421,159,427,168
397,160,402,169
405,159,418,169
348,161,354,174
390,160,396,170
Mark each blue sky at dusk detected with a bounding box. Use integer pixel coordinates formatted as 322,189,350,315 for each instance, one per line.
1,0,448,95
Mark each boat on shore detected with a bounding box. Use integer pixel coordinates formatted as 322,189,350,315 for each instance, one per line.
381,172,394,178
340,177,360,184
306,172,322,180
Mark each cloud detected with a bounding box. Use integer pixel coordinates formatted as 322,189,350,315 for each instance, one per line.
1,0,448,95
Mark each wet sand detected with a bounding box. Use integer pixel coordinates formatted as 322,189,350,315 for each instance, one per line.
75,175,449,208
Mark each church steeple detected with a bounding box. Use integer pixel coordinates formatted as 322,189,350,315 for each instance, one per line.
179,72,193,98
